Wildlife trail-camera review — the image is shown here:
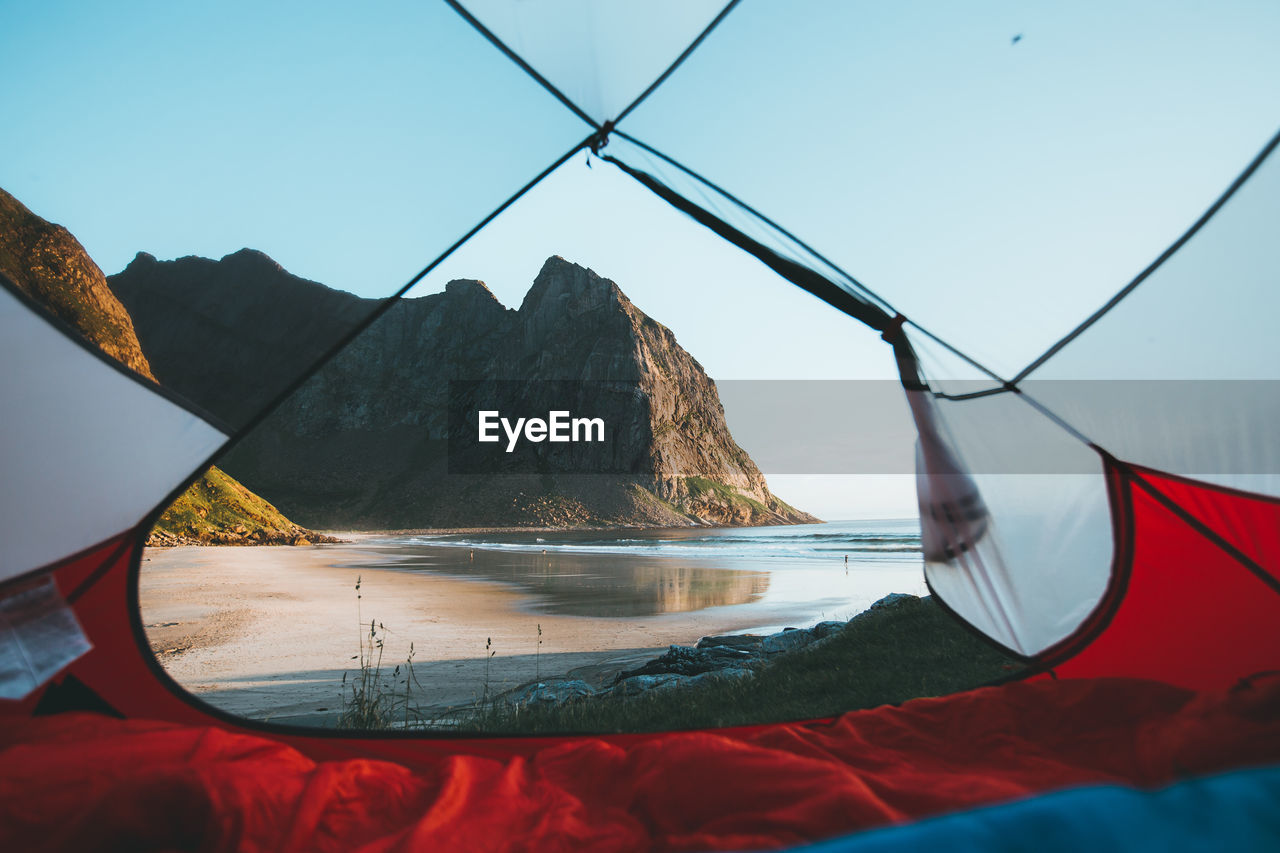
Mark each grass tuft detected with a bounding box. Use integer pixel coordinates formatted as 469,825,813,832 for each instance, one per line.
336,576,428,730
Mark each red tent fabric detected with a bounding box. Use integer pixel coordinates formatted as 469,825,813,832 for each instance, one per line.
1050,462,1280,687
5,531,1279,849
4,455,1280,850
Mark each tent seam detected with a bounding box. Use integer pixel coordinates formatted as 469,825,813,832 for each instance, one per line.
442,0,600,131
1124,465,1280,598
1013,125,1280,383
611,0,743,127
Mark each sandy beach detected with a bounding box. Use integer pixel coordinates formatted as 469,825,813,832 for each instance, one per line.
140,536,865,725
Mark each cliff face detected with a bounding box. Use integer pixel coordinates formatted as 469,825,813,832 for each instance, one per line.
111,253,815,529
502,259,802,523
0,186,323,546
0,187,155,379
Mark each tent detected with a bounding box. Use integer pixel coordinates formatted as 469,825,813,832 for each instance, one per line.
3,2,1280,849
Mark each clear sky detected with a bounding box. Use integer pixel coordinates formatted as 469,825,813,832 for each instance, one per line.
4,1,1279,518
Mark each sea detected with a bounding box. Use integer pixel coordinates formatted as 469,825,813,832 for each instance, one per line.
359,519,927,633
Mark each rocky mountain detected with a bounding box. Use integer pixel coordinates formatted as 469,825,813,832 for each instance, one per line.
0,186,326,546
1,187,155,379
110,248,366,429
110,252,815,529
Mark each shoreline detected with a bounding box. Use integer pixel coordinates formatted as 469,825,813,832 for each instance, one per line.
140,541,846,725
144,518,846,547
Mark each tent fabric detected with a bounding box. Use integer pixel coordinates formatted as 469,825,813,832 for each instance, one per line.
787,765,1280,853
0,0,600,586
1,0,1274,690
1048,462,1280,687
2,674,1279,852
615,4,1280,380
908,377,1280,681
0,283,228,584
592,61,1280,678
1019,126,1280,386
452,0,734,127
3,2,1280,849
907,386,1115,657
882,120,1280,661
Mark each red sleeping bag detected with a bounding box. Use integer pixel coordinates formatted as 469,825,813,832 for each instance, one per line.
2,674,1278,852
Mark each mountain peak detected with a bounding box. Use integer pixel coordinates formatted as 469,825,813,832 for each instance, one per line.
535,254,608,285
521,255,622,316
445,278,500,304
221,247,287,273
539,254,575,272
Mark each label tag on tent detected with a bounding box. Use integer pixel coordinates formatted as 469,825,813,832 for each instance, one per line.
0,577,92,700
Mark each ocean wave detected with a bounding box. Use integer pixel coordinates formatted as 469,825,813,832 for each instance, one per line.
425,538,919,552
403,525,923,562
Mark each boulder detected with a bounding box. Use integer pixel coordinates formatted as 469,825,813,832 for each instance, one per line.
502,678,594,707
614,643,757,681
869,593,918,611
605,674,687,698
696,633,764,654
762,628,816,655
685,668,753,689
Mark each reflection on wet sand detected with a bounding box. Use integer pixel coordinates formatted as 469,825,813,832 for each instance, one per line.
354,545,770,617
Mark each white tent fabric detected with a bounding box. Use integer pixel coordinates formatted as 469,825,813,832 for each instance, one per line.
617,1,1280,380
894,128,1279,654
457,0,730,125
0,288,228,581
906,384,1114,656
1016,138,1280,499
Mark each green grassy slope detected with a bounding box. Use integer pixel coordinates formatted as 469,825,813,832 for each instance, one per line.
150,467,328,545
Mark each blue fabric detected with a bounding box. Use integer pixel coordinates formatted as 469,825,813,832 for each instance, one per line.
778,765,1280,853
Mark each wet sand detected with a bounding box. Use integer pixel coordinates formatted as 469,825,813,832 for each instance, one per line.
140,539,837,725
